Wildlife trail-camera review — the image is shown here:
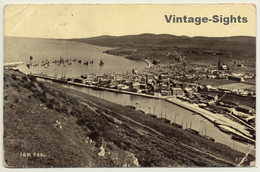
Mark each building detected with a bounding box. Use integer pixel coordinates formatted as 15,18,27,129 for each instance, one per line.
207,94,218,101
236,105,253,114
171,88,184,96
217,57,228,70
227,76,245,82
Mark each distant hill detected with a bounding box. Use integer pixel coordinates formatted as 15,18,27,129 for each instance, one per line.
4,34,256,66
71,33,256,51
70,33,255,66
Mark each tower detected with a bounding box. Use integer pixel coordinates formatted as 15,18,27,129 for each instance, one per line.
218,57,221,70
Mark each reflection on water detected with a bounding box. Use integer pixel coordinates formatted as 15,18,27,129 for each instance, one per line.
6,37,254,156
5,37,147,77
60,83,254,155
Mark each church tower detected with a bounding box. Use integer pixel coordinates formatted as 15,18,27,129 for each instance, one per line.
218,57,221,70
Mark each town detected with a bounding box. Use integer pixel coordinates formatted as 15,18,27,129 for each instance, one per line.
28,55,256,145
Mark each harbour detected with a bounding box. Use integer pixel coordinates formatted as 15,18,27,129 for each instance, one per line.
34,74,255,155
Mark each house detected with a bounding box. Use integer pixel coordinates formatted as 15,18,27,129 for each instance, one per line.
171,88,184,96
207,94,218,101
236,105,253,114
220,64,228,70
161,90,171,96
227,76,245,82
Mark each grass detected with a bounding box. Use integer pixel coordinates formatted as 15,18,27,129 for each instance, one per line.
4,70,140,167
4,69,255,167
195,78,238,86
220,94,255,109
44,80,255,167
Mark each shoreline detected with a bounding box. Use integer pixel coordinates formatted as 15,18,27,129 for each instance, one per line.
33,73,255,145
142,59,153,68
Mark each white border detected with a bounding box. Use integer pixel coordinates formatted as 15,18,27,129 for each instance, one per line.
0,0,259,172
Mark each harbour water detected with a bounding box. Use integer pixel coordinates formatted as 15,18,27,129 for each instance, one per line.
5,37,147,77
61,84,254,155
6,37,255,156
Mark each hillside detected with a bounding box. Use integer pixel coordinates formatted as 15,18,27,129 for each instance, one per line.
3,69,254,167
71,33,256,66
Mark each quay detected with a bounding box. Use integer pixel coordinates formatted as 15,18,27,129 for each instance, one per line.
166,98,255,144
33,73,255,145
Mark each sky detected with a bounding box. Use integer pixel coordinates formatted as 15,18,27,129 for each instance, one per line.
4,4,256,38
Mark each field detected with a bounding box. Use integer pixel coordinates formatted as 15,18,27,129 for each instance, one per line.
195,79,238,87
220,94,256,109
195,78,256,91
219,83,256,91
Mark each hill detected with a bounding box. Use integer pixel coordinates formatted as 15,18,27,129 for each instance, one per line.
3,69,255,167
71,33,256,66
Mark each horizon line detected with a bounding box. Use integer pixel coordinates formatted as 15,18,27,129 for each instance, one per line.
4,33,256,40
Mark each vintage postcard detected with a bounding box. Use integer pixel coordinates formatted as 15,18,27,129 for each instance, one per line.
3,3,256,168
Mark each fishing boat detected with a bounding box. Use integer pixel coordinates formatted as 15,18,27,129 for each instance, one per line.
231,134,254,144
92,86,102,90
203,135,215,142
81,74,87,79
99,60,104,65
171,122,182,129
185,128,199,135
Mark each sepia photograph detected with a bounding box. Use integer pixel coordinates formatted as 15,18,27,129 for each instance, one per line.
2,2,257,168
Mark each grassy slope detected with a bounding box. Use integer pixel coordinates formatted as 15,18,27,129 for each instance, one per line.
4,70,139,167
3,69,254,167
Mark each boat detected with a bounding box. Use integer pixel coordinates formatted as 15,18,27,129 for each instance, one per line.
147,113,157,118
81,74,87,79
159,118,171,123
203,135,215,142
185,128,199,135
171,122,182,129
92,86,102,90
99,60,104,65
231,134,254,144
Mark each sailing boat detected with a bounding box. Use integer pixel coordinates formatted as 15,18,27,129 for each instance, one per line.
99,60,104,66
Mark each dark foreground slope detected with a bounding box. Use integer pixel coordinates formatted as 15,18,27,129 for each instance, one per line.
3,69,254,167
